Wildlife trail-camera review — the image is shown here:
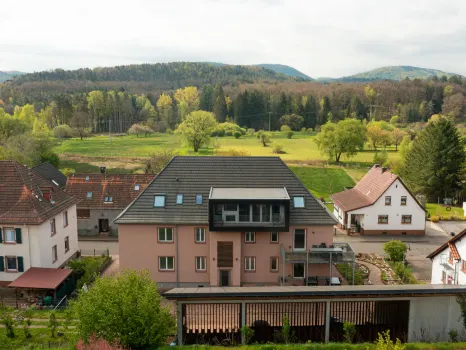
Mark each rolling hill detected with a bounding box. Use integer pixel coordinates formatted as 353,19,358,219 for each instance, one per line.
0,71,25,83
254,64,312,80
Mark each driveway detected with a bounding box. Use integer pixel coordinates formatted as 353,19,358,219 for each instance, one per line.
434,221,466,236
335,223,450,281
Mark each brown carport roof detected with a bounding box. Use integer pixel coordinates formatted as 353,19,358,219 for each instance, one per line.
8,268,72,290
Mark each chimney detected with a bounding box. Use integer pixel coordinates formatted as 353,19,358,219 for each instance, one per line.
374,164,380,168
382,167,388,173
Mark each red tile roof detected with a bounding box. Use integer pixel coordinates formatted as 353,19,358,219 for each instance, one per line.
427,229,466,259
65,174,154,209
330,165,399,212
8,267,72,289
0,161,79,225
449,243,461,260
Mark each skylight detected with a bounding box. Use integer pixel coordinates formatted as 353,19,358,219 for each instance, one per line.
293,197,305,208
134,184,140,191
176,194,183,205
86,192,92,199
154,195,166,207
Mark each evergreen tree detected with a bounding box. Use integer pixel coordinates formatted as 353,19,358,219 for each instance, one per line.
401,117,465,201
212,85,227,122
200,85,214,111
319,96,331,126
302,95,317,129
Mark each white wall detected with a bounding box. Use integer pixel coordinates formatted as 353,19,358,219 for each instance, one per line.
0,204,78,282
333,205,345,226
431,238,466,285
346,179,425,232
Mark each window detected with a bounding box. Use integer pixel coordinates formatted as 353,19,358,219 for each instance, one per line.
401,215,412,224
196,194,203,205
293,197,305,208
378,215,389,224
6,257,17,271
462,260,466,272
85,176,90,182
271,257,279,272
104,196,113,203
245,232,255,243
176,194,183,205
195,256,207,271
52,245,58,262
50,219,56,235
270,232,279,243
385,196,391,205
63,211,68,227
195,228,206,243
134,184,140,191
86,192,93,199
244,257,256,271
64,236,70,253
77,209,90,219
293,263,305,278
4,228,15,243
294,229,306,250
159,256,174,271
154,195,166,207
158,227,173,242
401,196,407,206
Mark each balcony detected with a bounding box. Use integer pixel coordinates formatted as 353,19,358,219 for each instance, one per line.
283,243,356,264
208,187,290,232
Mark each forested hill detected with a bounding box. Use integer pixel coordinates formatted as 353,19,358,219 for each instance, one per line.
2,62,304,95
254,64,312,80
332,66,461,82
0,71,25,83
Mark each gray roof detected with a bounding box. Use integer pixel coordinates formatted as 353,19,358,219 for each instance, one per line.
209,187,289,200
114,156,336,226
32,162,67,189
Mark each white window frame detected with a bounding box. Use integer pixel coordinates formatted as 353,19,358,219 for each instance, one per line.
293,197,305,208
85,176,90,181
134,184,140,191
270,232,279,243
401,196,407,206
52,245,58,262
64,236,70,252
5,256,18,271
271,257,279,272
4,228,15,243
86,192,93,199
196,194,203,205
104,196,113,203
50,219,56,235
195,256,207,271
385,196,391,206
293,262,305,278
245,232,255,243
176,194,183,205
63,211,68,227
159,256,174,271
293,229,306,251
195,228,206,243
244,257,256,271
158,227,173,242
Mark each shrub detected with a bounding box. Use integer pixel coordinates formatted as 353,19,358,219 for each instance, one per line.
166,128,174,134
127,123,153,137
301,127,307,132
431,215,440,223
247,128,255,137
336,264,364,285
384,240,408,262
53,124,74,139
48,311,59,338
257,130,272,147
273,144,286,154
286,131,294,139
76,335,126,350
212,122,245,137
144,149,177,174
281,314,293,344
280,125,291,132
216,148,251,156
1,307,15,338
241,325,255,344
233,131,242,139
449,328,458,342
373,150,389,166
375,330,404,350
343,321,356,343
392,262,418,284
306,128,314,134
62,168,75,176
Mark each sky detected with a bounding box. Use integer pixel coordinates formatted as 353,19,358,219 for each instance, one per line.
1,0,466,78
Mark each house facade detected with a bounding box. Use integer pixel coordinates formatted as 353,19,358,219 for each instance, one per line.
65,174,154,236
0,161,79,284
427,229,466,285
115,156,337,289
330,165,425,235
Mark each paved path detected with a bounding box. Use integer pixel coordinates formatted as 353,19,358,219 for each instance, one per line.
357,261,383,285
102,255,120,277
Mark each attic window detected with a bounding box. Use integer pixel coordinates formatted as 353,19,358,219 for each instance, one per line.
176,194,183,205
134,184,140,191
196,194,203,205
104,196,113,203
85,176,90,182
293,197,305,208
154,195,166,207
86,192,93,199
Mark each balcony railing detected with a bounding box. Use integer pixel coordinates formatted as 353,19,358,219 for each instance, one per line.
284,242,356,264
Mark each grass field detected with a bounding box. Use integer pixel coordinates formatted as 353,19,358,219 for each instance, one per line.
54,132,401,164
425,203,464,217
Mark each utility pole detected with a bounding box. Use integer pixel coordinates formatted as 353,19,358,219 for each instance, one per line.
268,112,272,131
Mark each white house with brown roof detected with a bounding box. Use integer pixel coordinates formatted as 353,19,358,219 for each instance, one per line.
330,165,425,235
427,229,466,285
0,161,79,285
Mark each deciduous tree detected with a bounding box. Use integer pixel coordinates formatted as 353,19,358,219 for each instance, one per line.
176,110,217,152
174,86,200,121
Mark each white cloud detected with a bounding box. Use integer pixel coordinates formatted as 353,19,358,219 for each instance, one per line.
1,0,465,77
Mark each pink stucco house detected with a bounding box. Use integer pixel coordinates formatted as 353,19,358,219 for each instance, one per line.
115,156,341,288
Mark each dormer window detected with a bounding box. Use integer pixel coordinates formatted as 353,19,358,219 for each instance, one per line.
134,184,140,191
85,176,90,182
176,194,183,205
104,196,113,203
154,195,166,207
86,192,93,199
293,197,305,208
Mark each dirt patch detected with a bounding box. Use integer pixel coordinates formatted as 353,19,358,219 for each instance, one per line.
60,155,146,172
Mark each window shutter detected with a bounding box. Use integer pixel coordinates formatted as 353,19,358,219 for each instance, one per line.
17,257,24,272
0,257,4,271
0,228,2,243
15,228,22,244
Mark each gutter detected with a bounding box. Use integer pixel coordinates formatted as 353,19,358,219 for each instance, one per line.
175,224,179,288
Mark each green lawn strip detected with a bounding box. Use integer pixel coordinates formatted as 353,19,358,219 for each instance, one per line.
425,203,464,218
164,344,466,350
0,327,74,349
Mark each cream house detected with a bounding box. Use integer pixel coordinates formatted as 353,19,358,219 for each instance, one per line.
0,161,79,285
330,165,426,235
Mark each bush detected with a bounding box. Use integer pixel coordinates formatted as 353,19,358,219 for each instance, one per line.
53,124,74,139
127,123,153,137
286,131,294,139
166,128,174,134
431,215,440,223
216,148,251,156
273,144,286,154
62,168,75,176
233,131,242,139
257,130,272,147
247,128,255,137
336,264,364,285
0,307,15,338
343,321,356,343
449,329,459,342
241,325,255,345
383,240,408,262
373,150,389,166
306,128,314,134
212,122,245,137
69,256,112,289
280,125,291,132
392,261,418,284
40,151,60,168
301,127,307,133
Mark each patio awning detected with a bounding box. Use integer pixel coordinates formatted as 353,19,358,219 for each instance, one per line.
8,268,72,290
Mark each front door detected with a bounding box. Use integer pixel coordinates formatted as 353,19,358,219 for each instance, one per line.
220,270,230,287
99,219,109,233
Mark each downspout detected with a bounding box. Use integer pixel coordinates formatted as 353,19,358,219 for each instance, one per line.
25,224,32,268
175,224,179,287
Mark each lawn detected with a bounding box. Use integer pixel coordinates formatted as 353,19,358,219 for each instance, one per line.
425,203,464,217
54,132,401,164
